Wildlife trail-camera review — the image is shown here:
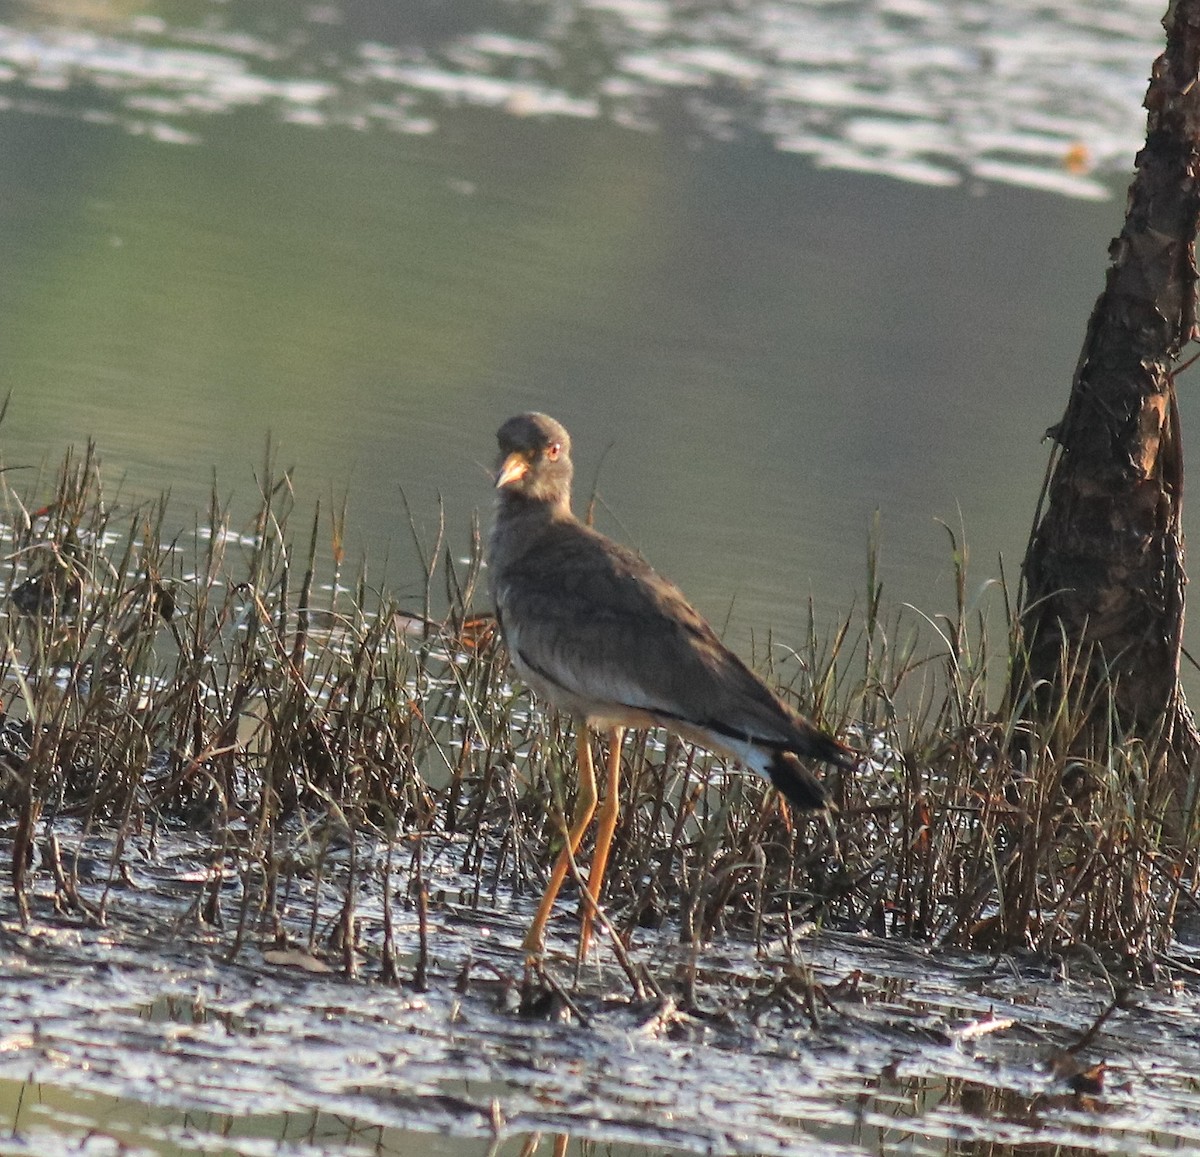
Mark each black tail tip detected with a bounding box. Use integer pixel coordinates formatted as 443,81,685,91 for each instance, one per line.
798,723,858,771
768,751,831,812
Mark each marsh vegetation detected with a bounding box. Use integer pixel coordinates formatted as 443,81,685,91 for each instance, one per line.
1,436,1194,974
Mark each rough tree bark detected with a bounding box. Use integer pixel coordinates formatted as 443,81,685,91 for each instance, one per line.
1014,0,1200,785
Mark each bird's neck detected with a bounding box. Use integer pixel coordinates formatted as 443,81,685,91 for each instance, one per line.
490,492,575,571
496,490,573,523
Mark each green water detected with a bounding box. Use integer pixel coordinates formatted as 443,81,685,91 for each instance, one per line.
0,0,1144,657
0,1077,676,1156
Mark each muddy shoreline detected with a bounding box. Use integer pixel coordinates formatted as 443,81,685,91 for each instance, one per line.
0,822,1198,1156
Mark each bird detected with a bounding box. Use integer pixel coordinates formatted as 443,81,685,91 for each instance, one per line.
486,412,856,957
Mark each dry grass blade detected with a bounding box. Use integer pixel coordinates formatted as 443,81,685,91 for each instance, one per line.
0,444,1191,987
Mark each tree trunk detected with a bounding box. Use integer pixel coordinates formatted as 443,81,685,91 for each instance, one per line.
1014,0,1200,784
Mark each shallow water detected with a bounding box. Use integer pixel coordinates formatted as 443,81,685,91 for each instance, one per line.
0,1079,681,1157
3,821,1200,1156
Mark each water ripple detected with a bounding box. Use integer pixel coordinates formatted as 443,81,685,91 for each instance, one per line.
0,2,1168,195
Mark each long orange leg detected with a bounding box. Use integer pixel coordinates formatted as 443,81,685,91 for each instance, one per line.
523,729,597,956
578,726,625,959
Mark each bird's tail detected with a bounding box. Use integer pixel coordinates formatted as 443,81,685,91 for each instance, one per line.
766,724,857,811
766,750,831,811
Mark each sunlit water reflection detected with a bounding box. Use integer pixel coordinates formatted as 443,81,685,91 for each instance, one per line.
0,0,1162,197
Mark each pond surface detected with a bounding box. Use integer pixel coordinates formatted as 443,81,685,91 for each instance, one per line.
0,0,1174,666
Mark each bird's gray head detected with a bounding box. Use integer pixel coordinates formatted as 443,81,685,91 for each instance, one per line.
494,413,574,511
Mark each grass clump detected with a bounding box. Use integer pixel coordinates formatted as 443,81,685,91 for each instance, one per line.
0,444,1195,980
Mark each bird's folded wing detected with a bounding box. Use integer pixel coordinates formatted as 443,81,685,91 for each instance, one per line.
496,523,805,747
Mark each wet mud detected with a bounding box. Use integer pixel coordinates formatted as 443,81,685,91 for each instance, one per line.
1,822,1199,1156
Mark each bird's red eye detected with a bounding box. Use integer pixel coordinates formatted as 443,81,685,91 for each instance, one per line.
545,442,562,461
